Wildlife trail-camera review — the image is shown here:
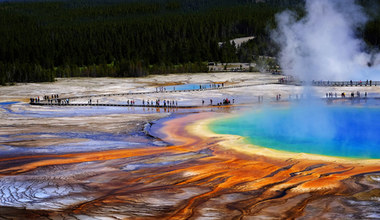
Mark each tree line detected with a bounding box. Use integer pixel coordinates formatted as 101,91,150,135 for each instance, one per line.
0,0,379,85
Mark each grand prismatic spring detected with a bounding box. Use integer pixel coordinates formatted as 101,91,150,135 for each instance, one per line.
1,73,380,219
210,104,380,159
1,0,380,219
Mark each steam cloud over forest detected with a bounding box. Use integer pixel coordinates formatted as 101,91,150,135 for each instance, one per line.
272,0,380,81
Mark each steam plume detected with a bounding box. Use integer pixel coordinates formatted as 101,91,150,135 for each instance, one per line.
272,0,380,81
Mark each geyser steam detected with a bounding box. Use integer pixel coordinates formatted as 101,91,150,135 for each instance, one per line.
272,0,380,81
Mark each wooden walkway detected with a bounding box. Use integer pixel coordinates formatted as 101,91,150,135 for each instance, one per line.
30,97,380,109
30,102,204,108
29,81,380,108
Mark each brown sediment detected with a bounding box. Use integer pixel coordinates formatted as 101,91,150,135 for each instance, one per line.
147,81,185,87
0,145,187,175
0,112,379,219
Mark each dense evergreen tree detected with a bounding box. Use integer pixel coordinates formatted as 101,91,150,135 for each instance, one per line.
0,0,379,84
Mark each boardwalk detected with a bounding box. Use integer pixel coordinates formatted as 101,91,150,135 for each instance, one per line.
30,102,201,108
29,80,380,108
29,82,276,107
30,96,380,109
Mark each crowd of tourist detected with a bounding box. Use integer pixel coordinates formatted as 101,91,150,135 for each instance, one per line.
328,91,368,98
30,94,60,103
273,91,371,101
201,97,234,106
141,99,178,107
311,80,377,86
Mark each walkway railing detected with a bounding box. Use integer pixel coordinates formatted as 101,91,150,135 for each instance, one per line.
279,80,380,87
29,102,202,108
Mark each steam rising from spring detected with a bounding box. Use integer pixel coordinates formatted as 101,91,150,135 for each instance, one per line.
225,0,380,157
272,0,380,81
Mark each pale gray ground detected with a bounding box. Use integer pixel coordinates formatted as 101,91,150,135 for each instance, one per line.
3,72,379,105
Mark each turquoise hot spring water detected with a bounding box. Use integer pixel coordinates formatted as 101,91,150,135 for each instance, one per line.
210,103,380,159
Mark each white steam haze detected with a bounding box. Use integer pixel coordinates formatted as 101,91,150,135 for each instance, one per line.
272,0,380,81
